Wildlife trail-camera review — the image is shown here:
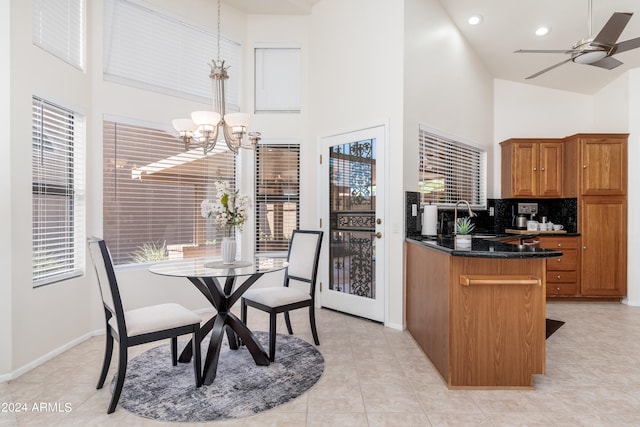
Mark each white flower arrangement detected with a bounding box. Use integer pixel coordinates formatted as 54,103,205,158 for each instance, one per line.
201,180,250,237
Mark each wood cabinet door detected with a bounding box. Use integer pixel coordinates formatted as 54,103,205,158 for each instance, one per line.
581,137,627,196
538,142,563,197
580,197,627,296
510,142,538,197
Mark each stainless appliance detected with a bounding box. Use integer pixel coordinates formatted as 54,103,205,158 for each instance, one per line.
515,215,528,229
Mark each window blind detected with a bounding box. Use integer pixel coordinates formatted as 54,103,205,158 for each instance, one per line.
103,0,241,110
418,127,486,209
255,48,301,113
32,97,85,286
255,144,300,255
103,120,237,265
32,0,85,70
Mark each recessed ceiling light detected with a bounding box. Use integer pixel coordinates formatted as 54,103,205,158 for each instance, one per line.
468,15,483,25
535,26,550,36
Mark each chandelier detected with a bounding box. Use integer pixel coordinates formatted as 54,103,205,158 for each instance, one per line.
171,0,261,154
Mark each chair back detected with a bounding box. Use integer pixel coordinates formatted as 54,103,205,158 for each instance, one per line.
88,238,127,334
285,230,323,298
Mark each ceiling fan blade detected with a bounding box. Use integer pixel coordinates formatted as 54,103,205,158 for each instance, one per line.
515,49,580,54
525,57,574,79
588,56,623,70
613,37,640,54
592,12,632,47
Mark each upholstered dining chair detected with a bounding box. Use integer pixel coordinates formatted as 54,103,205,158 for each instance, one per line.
87,238,202,414
241,229,323,362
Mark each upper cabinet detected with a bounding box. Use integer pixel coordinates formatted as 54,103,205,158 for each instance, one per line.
500,138,563,198
563,134,628,197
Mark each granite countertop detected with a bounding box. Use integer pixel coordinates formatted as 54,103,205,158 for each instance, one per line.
406,236,563,258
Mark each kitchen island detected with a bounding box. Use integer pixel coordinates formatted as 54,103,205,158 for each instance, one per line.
405,237,562,389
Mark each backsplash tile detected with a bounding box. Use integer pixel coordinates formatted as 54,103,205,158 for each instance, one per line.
405,191,578,237
497,198,578,233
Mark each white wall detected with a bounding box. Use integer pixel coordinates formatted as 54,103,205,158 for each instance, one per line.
593,73,630,132
307,0,405,328
624,69,640,306
6,0,94,374
403,0,494,194
0,0,13,378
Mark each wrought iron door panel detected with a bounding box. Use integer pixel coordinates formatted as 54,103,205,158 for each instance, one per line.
329,139,376,299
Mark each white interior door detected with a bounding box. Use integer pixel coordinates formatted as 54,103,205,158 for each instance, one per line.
319,125,386,322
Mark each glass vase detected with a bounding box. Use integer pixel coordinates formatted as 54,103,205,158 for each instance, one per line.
221,236,237,264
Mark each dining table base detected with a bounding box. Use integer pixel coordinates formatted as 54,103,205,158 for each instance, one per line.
178,274,271,385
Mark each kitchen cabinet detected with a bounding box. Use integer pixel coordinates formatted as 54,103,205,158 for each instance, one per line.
405,240,546,388
563,133,627,196
538,236,580,297
580,197,627,297
564,134,628,298
500,139,563,198
499,133,628,300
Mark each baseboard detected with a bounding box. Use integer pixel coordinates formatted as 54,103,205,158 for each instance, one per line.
384,321,404,331
1,329,101,383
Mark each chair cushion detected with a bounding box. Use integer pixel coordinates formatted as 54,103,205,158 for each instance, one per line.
243,287,311,308
109,303,201,337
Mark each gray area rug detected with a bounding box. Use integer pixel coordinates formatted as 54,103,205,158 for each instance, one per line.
112,331,324,422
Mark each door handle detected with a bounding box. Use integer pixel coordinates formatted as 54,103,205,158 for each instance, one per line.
375,232,382,239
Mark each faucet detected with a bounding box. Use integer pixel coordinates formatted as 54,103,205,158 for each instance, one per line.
454,200,477,235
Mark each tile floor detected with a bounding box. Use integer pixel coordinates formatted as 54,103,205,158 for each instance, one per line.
1,301,640,426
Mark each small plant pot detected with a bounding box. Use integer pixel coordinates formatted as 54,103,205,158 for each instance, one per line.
455,234,472,250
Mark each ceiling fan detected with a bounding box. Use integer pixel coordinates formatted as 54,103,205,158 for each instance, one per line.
515,0,640,79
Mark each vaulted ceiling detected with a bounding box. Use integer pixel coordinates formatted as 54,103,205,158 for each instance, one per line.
225,0,640,95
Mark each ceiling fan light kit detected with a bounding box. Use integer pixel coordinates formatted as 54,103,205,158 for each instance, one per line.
573,49,607,64
515,0,640,79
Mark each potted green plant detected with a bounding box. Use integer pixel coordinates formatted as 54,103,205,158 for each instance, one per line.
454,217,475,248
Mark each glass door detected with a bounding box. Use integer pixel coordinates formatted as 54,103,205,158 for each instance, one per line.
320,125,385,322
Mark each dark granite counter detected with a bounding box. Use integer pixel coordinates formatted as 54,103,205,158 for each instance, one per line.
406,236,563,258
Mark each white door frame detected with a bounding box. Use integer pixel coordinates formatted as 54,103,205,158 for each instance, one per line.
316,121,389,323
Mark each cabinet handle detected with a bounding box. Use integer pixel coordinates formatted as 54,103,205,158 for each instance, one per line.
557,243,562,247
556,258,562,262
459,275,541,286
557,287,561,291
583,164,587,169
583,246,587,250
541,167,545,171
557,275,561,279
533,167,537,171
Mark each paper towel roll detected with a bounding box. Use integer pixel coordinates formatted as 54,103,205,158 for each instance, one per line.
422,205,438,235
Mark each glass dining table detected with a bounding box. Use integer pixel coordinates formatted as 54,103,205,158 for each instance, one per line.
149,257,288,385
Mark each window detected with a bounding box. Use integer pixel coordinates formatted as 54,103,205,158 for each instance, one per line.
32,0,85,70
103,0,242,110
418,126,486,209
32,97,85,286
254,47,301,113
103,120,236,266
255,143,300,255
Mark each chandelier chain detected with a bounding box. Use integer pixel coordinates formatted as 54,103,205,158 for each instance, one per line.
217,0,221,62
